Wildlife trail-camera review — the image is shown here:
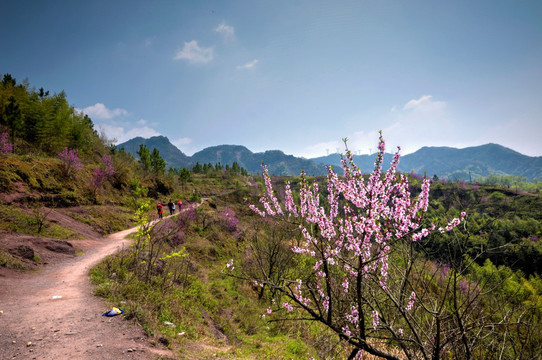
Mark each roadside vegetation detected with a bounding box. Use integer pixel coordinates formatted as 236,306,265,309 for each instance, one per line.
1,74,541,358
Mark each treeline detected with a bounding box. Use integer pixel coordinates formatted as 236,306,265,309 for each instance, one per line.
476,173,542,193
191,161,248,176
0,74,99,156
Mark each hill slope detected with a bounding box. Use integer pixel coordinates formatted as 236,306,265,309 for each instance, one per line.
118,138,327,176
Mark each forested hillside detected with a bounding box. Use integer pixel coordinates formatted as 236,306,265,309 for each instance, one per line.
2,74,542,359
0,74,99,157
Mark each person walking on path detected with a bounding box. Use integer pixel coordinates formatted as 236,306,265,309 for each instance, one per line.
157,202,163,218
178,199,182,212
167,200,174,215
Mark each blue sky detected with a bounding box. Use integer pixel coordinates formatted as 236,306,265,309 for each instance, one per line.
1,0,541,158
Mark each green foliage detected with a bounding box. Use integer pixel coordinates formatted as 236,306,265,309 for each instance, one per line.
478,173,542,193
150,148,166,175
0,203,77,239
65,206,134,235
421,181,542,275
0,247,25,269
136,144,151,171
189,191,201,203
0,74,100,156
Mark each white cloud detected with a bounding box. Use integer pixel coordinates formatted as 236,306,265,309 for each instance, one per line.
172,137,192,146
98,124,161,145
215,22,235,40
381,95,451,154
174,40,214,63
300,95,451,159
171,137,199,155
79,103,129,120
302,140,342,158
403,95,445,113
236,59,259,70
300,130,383,158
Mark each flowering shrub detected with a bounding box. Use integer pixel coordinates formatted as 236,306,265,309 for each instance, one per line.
91,154,116,199
0,132,12,156
92,168,106,191
102,154,115,177
58,147,82,177
218,207,239,233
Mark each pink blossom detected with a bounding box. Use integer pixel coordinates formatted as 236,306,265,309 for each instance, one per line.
226,259,234,270
342,277,349,293
406,291,416,311
372,311,379,330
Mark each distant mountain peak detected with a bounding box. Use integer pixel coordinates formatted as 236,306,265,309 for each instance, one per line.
117,136,542,180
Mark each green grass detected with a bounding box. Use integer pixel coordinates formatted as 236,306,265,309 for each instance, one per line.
89,209,323,359
65,206,135,235
0,204,78,239
0,248,25,269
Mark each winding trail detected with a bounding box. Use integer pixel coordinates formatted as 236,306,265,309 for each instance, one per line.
0,223,174,359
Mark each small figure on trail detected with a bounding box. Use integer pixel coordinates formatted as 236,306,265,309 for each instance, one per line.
178,199,182,211
168,199,174,215
157,202,163,218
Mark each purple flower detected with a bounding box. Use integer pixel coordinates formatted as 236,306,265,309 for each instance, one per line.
58,147,82,176
0,132,13,155
219,208,239,232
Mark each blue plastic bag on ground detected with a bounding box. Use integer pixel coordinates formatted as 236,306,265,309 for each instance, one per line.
102,307,124,316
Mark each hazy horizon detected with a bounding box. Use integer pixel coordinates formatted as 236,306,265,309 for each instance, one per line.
120,134,540,159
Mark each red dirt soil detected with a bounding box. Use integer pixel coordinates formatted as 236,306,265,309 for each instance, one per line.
0,224,174,359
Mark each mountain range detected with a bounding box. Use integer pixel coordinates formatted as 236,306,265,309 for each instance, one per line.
117,136,542,181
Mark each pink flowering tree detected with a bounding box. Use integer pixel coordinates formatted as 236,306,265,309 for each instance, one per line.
227,133,481,359
0,132,13,156
91,154,116,201
58,147,83,177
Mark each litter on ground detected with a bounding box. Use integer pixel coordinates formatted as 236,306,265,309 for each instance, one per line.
101,307,124,317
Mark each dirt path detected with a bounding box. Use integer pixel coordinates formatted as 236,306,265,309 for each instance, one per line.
0,225,174,359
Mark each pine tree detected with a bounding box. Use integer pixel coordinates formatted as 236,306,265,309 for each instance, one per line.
4,96,22,150
150,148,166,174
137,144,151,171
